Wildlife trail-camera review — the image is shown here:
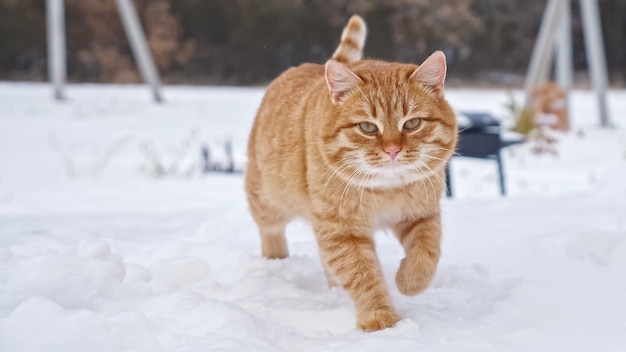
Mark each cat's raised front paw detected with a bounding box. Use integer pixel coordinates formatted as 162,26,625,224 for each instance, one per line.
357,309,401,332
395,257,436,296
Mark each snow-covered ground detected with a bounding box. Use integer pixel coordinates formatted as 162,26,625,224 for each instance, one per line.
0,82,625,351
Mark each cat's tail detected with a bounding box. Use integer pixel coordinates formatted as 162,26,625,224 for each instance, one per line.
331,15,367,64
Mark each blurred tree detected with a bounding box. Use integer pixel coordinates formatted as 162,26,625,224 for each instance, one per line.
65,0,138,82
0,0,46,81
0,0,623,86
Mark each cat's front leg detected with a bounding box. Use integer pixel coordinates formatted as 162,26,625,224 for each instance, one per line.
314,224,400,331
393,214,442,296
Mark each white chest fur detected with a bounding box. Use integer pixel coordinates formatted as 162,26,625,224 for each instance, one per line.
373,207,404,230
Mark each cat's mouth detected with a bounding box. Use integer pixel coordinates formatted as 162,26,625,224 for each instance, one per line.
387,157,411,167
376,153,420,168
364,153,442,180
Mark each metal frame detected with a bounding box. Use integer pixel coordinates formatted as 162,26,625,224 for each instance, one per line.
46,0,66,100
46,0,163,102
446,153,506,197
524,0,611,127
114,0,163,102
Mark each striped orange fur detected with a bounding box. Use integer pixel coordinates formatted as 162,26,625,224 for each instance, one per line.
331,15,367,64
245,15,457,332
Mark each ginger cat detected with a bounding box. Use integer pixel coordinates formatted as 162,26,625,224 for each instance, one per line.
245,15,457,332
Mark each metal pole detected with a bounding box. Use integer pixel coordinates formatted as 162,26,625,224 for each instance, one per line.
556,0,573,130
524,0,563,102
556,0,573,91
46,0,66,100
114,0,163,103
579,0,611,127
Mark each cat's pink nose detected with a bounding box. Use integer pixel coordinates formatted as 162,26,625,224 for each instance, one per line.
385,146,401,160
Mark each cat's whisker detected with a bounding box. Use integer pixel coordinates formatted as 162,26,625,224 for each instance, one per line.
421,163,448,196
419,155,450,185
323,161,352,189
414,166,430,205
408,163,429,204
339,164,368,223
419,164,438,202
417,162,440,182
322,155,359,180
343,165,368,221
323,156,361,192
420,154,448,162
358,170,367,220
420,169,437,204
427,147,460,157
358,169,374,220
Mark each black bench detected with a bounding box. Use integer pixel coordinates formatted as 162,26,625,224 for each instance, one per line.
445,112,524,197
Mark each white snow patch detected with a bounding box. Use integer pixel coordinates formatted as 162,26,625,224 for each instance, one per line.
0,83,625,351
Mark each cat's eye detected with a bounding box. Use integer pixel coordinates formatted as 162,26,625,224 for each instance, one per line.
403,118,422,131
358,122,379,134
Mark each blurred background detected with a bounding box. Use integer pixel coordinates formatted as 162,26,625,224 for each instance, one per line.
1,0,625,87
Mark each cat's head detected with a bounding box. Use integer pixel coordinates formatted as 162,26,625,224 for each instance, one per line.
321,51,457,189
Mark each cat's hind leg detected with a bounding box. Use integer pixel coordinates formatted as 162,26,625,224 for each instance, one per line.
248,199,289,259
245,167,289,259
320,256,340,288
259,225,288,259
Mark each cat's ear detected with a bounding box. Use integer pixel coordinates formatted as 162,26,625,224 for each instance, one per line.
410,51,447,94
325,60,361,104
